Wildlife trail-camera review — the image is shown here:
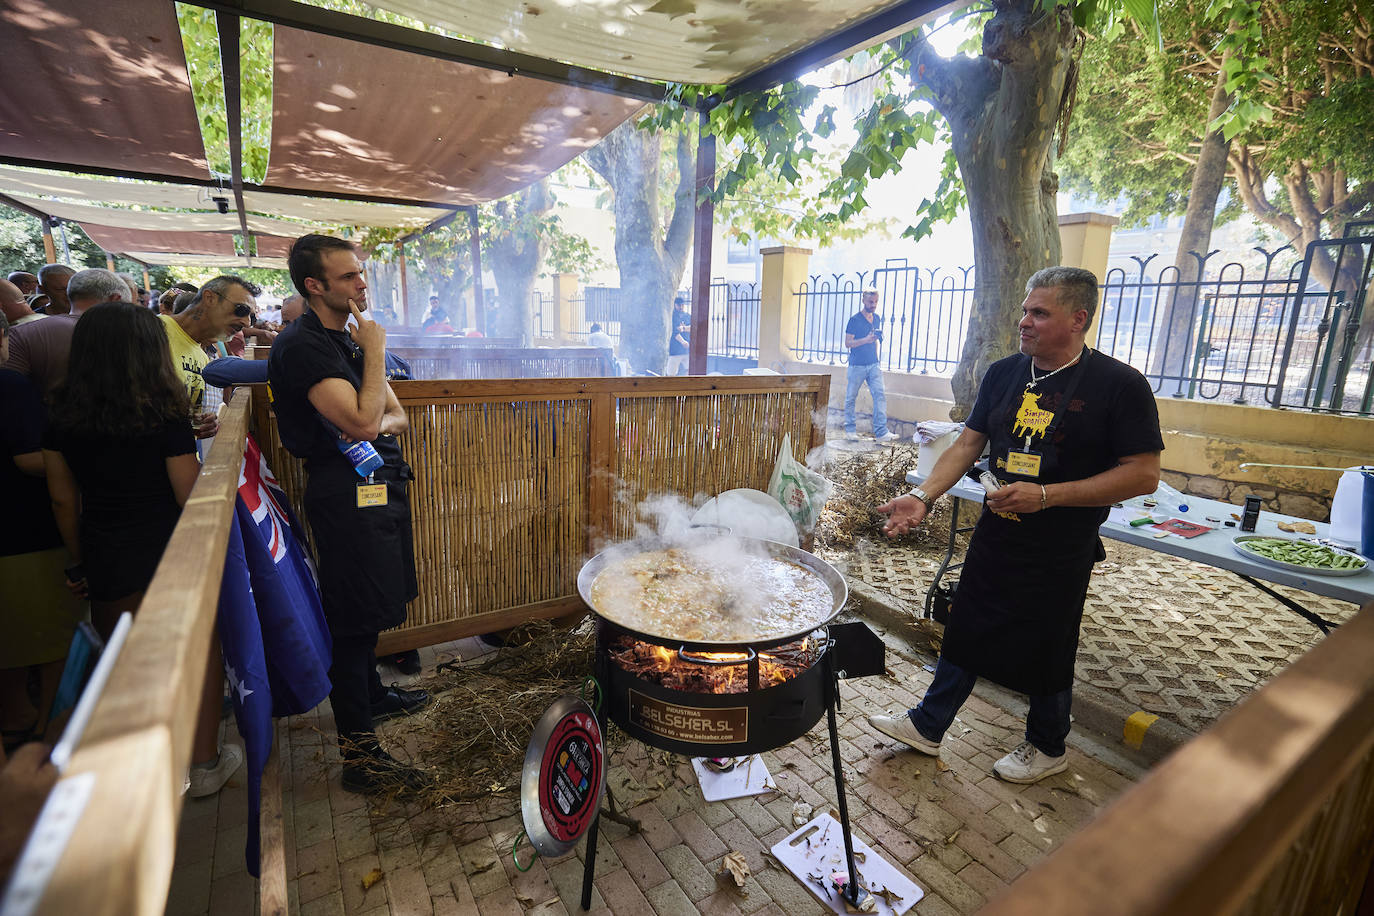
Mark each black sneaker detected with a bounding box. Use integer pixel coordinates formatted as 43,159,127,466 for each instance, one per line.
388,650,422,675
341,750,432,795
371,685,431,722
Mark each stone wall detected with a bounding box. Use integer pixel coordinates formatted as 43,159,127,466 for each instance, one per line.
1159,469,1331,522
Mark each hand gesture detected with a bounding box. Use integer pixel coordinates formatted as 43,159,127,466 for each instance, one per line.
348,298,385,354
877,494,928,538
192,411,219,440
986,481,1044,514
64,573,88,600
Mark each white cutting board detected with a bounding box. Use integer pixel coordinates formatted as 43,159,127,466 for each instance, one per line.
771,813,922,916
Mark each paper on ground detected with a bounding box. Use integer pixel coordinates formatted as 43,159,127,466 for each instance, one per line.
770,813,922,915
691,755,773,802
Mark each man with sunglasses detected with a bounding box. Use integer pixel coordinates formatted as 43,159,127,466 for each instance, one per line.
162,276,260,439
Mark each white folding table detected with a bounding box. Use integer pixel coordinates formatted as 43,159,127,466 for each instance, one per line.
906,471,1374,634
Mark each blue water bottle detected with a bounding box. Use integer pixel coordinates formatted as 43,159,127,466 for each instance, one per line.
320,417,384,478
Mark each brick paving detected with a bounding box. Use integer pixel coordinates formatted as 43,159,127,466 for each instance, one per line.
169,629,1143,915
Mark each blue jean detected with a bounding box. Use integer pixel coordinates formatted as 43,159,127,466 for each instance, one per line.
844,361,888,436
909,657,1073,757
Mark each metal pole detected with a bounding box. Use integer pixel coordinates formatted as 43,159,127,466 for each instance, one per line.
41,217,57,263
398,241,409,327
825,657,862,906
467,206,485,335
689,108,715,375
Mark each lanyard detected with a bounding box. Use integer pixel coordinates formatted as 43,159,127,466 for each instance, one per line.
1013,348,1092,450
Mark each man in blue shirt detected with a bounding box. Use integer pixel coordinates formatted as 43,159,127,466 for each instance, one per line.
844,285,898,442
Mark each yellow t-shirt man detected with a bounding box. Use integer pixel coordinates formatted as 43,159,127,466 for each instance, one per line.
160,313,208,413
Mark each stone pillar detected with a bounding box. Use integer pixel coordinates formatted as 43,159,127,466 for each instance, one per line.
1058,211,1119,348
553,272,580,342
759,245,812,369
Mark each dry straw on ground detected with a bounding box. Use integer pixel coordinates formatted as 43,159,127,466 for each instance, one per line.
380,620,614,810
815,444,952,550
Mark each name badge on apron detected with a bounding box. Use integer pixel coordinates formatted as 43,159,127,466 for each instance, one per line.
356,482,388,508
1005,449,1042,478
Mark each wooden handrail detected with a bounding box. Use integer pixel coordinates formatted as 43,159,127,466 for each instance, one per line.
980,602,1374,915
34,390,255,914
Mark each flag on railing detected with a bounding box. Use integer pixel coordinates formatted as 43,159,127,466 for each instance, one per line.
218,434,332,875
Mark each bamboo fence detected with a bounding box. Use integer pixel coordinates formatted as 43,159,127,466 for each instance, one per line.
251,375,830,653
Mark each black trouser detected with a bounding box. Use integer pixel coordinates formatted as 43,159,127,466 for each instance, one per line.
329,632,388,760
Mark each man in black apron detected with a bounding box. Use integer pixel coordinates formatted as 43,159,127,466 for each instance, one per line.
871,267,1163,784
269,234,430,794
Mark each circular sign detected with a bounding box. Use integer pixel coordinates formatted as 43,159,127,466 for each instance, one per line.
521,696,605,857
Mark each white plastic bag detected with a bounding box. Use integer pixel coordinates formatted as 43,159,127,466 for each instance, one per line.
767,433,832,534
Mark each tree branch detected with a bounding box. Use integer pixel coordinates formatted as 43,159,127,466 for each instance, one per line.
897,28,997,126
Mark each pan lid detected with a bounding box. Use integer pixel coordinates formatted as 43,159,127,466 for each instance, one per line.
519,694,606,858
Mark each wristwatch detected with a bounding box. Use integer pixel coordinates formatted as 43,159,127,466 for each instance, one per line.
906,487,934,509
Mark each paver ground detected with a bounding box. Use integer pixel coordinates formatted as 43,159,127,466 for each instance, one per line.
170,628,1143,915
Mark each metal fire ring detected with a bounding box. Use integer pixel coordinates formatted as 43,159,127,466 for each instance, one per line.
677,646,757,665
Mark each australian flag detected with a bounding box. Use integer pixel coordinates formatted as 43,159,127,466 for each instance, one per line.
218,434,332,875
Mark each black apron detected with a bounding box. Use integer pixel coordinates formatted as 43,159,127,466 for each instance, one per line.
303,461,418,637
941,353,1105,695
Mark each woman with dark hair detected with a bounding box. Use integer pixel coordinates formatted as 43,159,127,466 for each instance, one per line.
43,302,201,629
43,302,242,795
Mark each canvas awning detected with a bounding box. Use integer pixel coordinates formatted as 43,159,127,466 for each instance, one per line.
265,27,647,204
0,0,208,179
122,252,290,270
78,225,237,257
2,193,315,237
365,0,957,85
0,166,454,230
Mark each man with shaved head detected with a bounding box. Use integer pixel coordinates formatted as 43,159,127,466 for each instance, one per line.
3,268,127,396
7,271,38,298
35,265,74,316
0,279,44,328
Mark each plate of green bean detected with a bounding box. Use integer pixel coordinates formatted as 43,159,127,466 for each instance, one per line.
1232,536,1368,576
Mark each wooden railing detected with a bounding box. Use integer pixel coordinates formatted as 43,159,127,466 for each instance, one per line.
252,374,830,653
28,390,291,914
387,345,615,380
981,602,1374,915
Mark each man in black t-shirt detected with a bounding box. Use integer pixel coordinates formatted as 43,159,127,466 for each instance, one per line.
843,285,898,442
268,234,430,795
870,267,1163,785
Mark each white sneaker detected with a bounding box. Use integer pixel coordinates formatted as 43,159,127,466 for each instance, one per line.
877,432,901,443
188,743,245,797
867,714,941,755
993,740,1067,784
844,431,859,441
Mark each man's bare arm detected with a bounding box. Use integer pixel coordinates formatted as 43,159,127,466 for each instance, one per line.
378,382,407,436
307,299,388,440
877,426,988,537
986,452,1161,515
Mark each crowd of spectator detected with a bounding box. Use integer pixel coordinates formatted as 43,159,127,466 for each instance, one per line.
0,262,292,881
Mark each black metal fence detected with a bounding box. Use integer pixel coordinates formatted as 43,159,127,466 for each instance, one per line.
1097,249,1306,406
1274,226,1374,415
531,289,552,338
698,279,760,359
791,262,974,375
